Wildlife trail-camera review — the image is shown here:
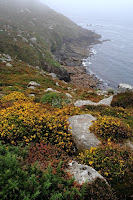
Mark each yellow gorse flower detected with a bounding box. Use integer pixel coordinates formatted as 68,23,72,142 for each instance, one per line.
0,92,74,153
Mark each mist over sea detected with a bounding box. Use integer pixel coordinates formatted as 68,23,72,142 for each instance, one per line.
69,14,133,89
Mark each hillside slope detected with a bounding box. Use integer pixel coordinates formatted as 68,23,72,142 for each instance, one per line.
0,0,100,80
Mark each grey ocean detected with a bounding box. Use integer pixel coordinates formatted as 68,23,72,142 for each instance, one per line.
70,15,133,89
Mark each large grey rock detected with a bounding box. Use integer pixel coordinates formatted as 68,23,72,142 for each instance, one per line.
118,83,133,92
74,96,113,107
28,81,40,87
66,161,107,185
68,114,100,150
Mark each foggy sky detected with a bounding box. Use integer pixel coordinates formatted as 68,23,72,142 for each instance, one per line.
41,0,133,18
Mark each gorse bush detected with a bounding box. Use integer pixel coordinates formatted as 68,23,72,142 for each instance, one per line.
90,116,132,142
0,93,74,153
1,91,32,103
84,105,131,119
111,91,133,108
77,143,133,199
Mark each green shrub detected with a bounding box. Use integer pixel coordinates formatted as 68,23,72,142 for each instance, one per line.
0,143,40,200
77,143,133,199
0,143,86,200
111,91,133,108
90,116,132,142
41,92,62,107
0,143,118,200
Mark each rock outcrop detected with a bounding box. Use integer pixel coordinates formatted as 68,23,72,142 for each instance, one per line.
118,83,133,92
68,114,100,150
66,161,107,185
42,65,70,82
74,96,113,107
0,0,100,82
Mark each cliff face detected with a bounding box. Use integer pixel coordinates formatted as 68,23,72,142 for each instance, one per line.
0,0,101,79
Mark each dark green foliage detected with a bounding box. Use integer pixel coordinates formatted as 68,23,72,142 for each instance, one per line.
0,143,40,200
111,92,133,108
40,92,66,107
0,143,86,200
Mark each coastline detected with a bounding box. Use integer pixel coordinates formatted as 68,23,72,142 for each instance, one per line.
65,64,101,89
60,41,103,89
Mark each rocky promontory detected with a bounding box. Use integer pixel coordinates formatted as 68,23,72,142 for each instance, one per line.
0,0,101,83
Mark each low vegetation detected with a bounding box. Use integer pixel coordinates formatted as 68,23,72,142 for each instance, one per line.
111,91,133,108
0,56,133,199
89,116,132,142
77,143,133,199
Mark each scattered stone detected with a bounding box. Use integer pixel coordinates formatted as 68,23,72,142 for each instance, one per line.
118,83,133,92
28,86,36,90
44,88,58,93
35,66,40,70
96,90,108,96
65,161,107,185
30,37,37,45
74,96,113,107
87,90,93,93
48,73,57,79
2,60,6,63
6,58,12,62
125,140,133,150
65,93,73,98
40,70,46,76
56,82,59,86
6,63,13,67
29,94,35,97
68,114,100,150
67,87,72,91
2,54,12,62
28,81,40,87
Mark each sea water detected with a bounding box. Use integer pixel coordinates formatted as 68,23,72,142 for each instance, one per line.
69,15,133,89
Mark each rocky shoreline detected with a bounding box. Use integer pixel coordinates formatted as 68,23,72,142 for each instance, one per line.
57,41,102,89
65,65,100,89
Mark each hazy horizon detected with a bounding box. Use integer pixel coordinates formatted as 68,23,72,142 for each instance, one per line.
41,0,133,21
